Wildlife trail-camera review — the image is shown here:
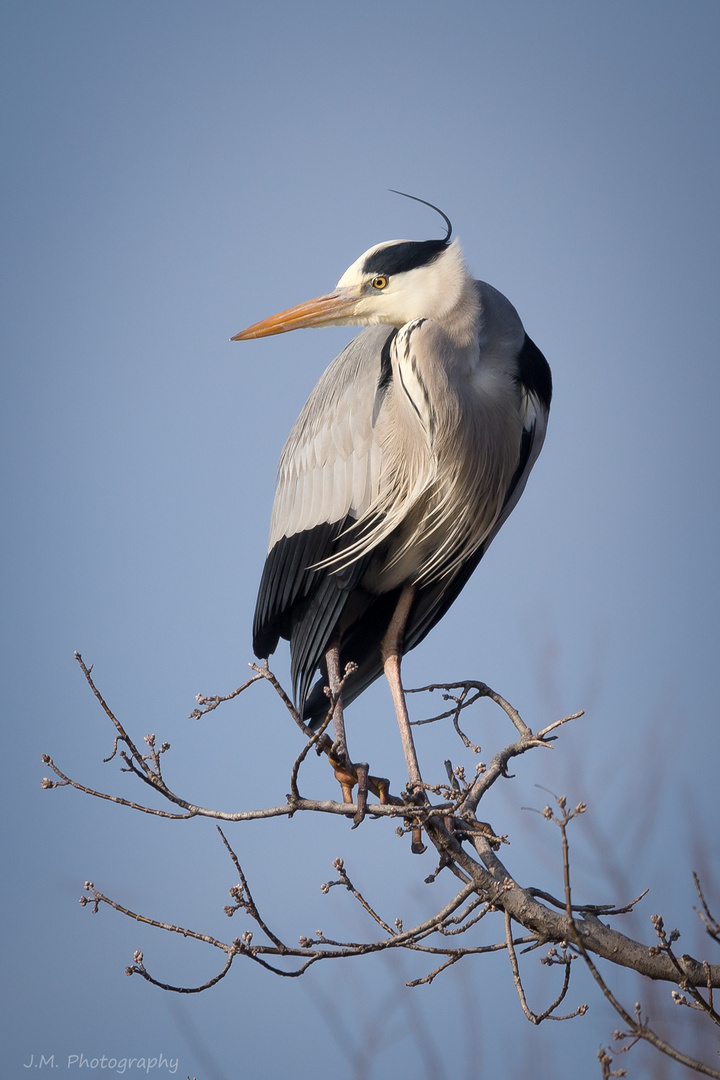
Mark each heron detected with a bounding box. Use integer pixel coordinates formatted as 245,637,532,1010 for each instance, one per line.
232,195,551,810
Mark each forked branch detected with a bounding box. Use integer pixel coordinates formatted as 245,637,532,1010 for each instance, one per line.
44,656,720,1078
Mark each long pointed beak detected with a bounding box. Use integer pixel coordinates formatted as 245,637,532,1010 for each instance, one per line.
231,287,363,340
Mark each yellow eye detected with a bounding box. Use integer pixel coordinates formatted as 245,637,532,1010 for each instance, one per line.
371,275,388,290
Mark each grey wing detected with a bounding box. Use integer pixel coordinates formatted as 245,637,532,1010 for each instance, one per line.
301,359,551,722
479,372,550,551
402,331,552,653
253,325,396,704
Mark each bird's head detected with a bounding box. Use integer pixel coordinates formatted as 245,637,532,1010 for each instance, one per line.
232,200,477,343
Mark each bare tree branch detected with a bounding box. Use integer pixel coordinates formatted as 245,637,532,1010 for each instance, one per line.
44,656,720,1078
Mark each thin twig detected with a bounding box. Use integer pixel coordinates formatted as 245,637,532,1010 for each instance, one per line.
548,796,720,1079
249,661,306,732
216,827,288,951
694,872,720,943
409,680,534,739
323,858,397,936
189,673,266,718
504,909,584,1023
74,653,156,782
528,886,650,917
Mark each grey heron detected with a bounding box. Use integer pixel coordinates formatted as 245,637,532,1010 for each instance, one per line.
233,196,551,807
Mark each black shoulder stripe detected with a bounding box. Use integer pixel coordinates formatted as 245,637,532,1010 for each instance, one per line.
517,333,552,410
372,327,397,425
378,327,396,392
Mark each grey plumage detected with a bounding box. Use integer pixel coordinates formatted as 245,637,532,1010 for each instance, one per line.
233,211,551,735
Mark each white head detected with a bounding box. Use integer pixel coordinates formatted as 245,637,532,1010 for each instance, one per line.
232,198,478,345
333,237,472,328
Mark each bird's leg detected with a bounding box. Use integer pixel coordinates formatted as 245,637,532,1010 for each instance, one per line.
323,642,389,818
325,640,357,804
381,586,426,853
381,583,423,792
325,639,348,760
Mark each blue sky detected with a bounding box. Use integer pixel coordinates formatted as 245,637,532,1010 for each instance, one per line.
3,3,720,1078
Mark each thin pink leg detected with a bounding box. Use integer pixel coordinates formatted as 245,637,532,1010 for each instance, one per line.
381,584,422,789
325,642,347,756
325,641,358,804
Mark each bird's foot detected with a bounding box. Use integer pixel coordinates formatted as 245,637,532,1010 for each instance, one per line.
352,762,369,826
315,735,390,822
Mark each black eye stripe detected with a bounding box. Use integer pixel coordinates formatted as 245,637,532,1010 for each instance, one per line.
361,238,448,277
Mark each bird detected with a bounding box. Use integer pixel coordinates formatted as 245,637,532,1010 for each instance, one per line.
232,194,551,806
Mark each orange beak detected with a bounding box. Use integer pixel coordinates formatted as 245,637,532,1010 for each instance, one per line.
231,287,363,340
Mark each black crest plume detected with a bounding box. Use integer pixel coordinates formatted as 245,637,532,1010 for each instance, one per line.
389,190,453,243
360,192,453,278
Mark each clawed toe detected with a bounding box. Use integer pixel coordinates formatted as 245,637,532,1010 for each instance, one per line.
315,736,389,821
